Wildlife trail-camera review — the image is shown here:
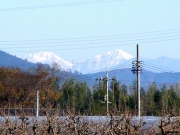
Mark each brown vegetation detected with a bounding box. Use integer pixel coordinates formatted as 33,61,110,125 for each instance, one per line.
1,110,180,134
0,65,61,109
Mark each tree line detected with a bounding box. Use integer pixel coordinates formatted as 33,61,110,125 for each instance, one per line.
0,65,180,116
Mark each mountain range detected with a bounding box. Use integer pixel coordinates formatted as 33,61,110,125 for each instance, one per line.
72,50,133,74
0,50,180,88
0,51,36,70
22,50,180,74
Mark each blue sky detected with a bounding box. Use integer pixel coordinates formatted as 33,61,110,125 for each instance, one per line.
1,0,180,62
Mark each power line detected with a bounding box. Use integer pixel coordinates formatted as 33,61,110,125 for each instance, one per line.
73,63,132,80
143,63,180,74
0,0,122,11
142,66,180,79
2,36,180,53
143,63,180,73
1,29,180,46
1,28,180,42
74,66,131,80
76,63,180,82
73,60,180,84
2,34,180,48
141,72,151,85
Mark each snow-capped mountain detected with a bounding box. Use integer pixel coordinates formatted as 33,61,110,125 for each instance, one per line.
1,50,180,88
22,50,180,74
73,50,134,74
23,51,72,70
22,50,134,74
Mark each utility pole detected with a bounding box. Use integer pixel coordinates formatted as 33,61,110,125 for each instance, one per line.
106,70,109,116
96,70,111,116
36,90,39,117
132,44,142,117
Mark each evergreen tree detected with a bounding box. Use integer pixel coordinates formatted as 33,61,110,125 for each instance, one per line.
145,82,159,115
128,80,137,113
161,84,168,115
92,81,106,115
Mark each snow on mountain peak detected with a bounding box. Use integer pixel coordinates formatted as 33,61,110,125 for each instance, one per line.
23,50,134,74
73,49,134,74
109,50,133,60
23,51,72,70
100,50,133,61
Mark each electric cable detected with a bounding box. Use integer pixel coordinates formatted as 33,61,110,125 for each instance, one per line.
1,29,180,46
0,0,123,11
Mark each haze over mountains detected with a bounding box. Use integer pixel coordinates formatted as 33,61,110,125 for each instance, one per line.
22,50,180,74
72,50,134,74
1,50,180,88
